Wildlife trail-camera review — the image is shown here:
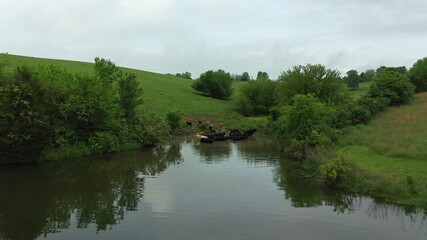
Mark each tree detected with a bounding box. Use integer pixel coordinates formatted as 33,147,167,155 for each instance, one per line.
166,110,183,130
407,57,427,93
175,72,192,79
235,79,276,116
191,70,233,100
256,71,269,80
276,64,350,106
343,70,359,89
377,66,407,75
273,94,336,159
369,69,415,105
117,72,143,123
241,72,250,81
360,69,375,82
0,66,52,164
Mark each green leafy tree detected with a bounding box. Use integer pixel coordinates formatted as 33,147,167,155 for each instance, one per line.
376,66,407,75
343,70,360,89
241,72,250,81
117,72,143,123
0,66,52,164
94,57,119,86
235,79,276,116
175,72,192,79
191,69,233,100
276,64,350,106
408,57,427,93
166,110,183,130
359,69,375,82
369,69,415,105
256,71,269,80
273,94,336,159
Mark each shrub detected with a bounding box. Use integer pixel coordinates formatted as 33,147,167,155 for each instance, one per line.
0,66,52,164
407,57,427,93
191,70,233,100
166,110,183,130
235,79,276,116
368,69,415,105
134,113,170,146
276,64,350,106
320,156,352,184
88,131,120,153
273,94,336,159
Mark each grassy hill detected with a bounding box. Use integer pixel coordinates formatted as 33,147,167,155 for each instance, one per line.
0,54,239,116
336,93,427,208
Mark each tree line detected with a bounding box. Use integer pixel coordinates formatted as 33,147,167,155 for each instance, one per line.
191,57,427,162
0,58,169,164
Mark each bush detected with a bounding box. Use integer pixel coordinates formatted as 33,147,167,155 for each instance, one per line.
273,94,336,159
276,64,350,106
166,110,183,130
191,70,233,100
320,156,352,184
368,69,415,105
0,66,52,164
235,79,276,116
134,113,170,146
407,57,427,93
88,131,120,153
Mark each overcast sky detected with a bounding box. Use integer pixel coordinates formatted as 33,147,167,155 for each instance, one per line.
1,0,427,78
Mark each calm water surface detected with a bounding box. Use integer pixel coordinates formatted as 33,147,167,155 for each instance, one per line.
0,135,425,240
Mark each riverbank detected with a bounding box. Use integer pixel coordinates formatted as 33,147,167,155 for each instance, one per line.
333,93,427,209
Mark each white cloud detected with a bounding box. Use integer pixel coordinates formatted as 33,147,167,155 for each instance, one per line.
1,0,426,78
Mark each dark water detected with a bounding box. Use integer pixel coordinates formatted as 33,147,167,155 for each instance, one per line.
0,135,425,240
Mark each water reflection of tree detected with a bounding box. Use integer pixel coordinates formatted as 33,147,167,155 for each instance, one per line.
273,158,427,232
191,141,232,163
235,135,279,166
0,144,182,240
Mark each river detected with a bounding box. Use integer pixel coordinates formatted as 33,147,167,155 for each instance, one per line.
0,135,425,240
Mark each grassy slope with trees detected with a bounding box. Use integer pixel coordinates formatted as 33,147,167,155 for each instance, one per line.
335,93,427,208
0,54,234,116
2,53,427,209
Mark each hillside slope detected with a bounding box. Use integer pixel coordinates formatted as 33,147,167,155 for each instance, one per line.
0,54,234,116
336,93,427,207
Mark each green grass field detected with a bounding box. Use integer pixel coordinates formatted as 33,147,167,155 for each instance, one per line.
0,53,240,117
350,81,373,98
336,93,427,208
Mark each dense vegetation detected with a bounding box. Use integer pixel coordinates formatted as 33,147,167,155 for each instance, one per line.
2,53,427,208
0,58,168,164
191,69,234,100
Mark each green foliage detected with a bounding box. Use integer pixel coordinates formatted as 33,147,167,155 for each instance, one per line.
241,72,250,81
0,54,234,116
0,66,52,164
376,66,407,75
256,71,269,80
273,94,336,159
191,69,233,100
368,69,415,105
235,79,276,116
343,70,359,89
359,69,375,82
0,57,149,164
173,72,192,79
320,156,351,184
276,64,350,106
134,113,170,146
408,57,427,93
166,110,183,130
117,72,143,123
88,131,120,153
